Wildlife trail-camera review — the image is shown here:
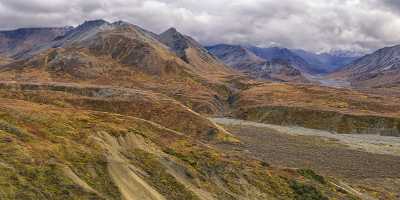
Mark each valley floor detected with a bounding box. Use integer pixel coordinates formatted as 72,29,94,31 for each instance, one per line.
304,74,351,88
211,118,400,200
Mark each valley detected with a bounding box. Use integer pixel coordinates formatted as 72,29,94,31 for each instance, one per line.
0,17,399,200
212,118,400,200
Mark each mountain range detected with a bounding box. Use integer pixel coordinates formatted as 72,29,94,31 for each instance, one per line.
206,44,308,83
207,44,362,77
292,49,361,73
2,19,400,91
0,26,72,57
0,19,238,114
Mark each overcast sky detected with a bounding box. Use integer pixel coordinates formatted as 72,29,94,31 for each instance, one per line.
1,0,400,53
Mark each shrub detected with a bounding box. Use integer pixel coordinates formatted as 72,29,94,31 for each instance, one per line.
289,180,328,200
297,169,326,184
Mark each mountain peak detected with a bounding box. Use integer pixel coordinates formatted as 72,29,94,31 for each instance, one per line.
78,19,110,29
112,20,132,27
159,27,191,57
163,27,180,35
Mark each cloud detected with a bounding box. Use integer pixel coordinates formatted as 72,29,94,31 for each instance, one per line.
0,0,400,53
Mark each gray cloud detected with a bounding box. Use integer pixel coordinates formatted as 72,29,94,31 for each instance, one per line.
0,0,400,53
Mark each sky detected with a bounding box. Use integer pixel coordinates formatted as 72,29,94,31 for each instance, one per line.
0,0,400,53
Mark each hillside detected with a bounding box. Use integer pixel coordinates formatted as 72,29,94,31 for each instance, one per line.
0,82,360,200
159,28,234,79
331,45,400,89
0,82,380,200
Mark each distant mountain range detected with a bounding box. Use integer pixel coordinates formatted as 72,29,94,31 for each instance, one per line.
247,46,312,73
207,44,362,76
206,44,308,83
4,19,400,90
292,49,361,73
0,26,72,57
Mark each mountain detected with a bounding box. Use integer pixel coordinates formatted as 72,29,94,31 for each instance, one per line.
247,46,314,73
0,20,237,114
293,49,361,74
0,26,72,57
159,28,233,77
331,45,400,88
206,44,308,82
206,44,267,70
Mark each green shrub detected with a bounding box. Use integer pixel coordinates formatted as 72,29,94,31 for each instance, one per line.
0,120,30,141
297,169,326,184
289,180,328,200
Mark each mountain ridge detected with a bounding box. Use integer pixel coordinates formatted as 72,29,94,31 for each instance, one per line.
0,26,72,57
331,44,400,88
206,44,309,82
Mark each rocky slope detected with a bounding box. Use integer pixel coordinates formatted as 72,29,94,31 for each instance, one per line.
331,45,400,89
206,44,308,83
159,28,233,79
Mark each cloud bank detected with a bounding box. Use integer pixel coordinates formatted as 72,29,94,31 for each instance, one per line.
1,0,400,53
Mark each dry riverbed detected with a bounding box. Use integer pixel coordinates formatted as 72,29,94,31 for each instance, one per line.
211,118,400,200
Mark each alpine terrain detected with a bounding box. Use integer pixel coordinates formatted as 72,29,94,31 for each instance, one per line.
0,16,399,200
